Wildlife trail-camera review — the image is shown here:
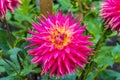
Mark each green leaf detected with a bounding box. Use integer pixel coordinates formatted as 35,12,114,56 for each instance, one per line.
85,18,102,36
59,73,76,80
112,44,120,62
0,29,10,53
0,59,17,75
6,11,12,20
86,70,98,80
21,64,40,76
0,66,5,73
94,46,114,68
0,75,23,80
0,29,16,53
99,69,120,80
42,73,76,80
7,48,21,55
58,0,72,11
8,48,21,71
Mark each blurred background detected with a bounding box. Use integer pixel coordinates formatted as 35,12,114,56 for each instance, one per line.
0,0,120,80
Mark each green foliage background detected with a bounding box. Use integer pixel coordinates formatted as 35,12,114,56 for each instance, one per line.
0,0,120,80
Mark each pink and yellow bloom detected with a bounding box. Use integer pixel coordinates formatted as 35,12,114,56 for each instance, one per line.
101,0,120,35
0,0,21,19
26,12,93,77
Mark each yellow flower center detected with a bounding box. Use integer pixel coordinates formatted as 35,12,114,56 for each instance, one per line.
51,28,72,49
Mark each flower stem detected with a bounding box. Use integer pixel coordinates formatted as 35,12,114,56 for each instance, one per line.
78,27,109,80
17,54,24,70
4,18,13,48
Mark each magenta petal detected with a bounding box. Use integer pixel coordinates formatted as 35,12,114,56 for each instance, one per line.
0,0,21,19
26,12,93,77
101,0,120,35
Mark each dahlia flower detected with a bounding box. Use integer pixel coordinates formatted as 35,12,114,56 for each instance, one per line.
0,0,21,19
101,0,120,35
26,12,93,77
